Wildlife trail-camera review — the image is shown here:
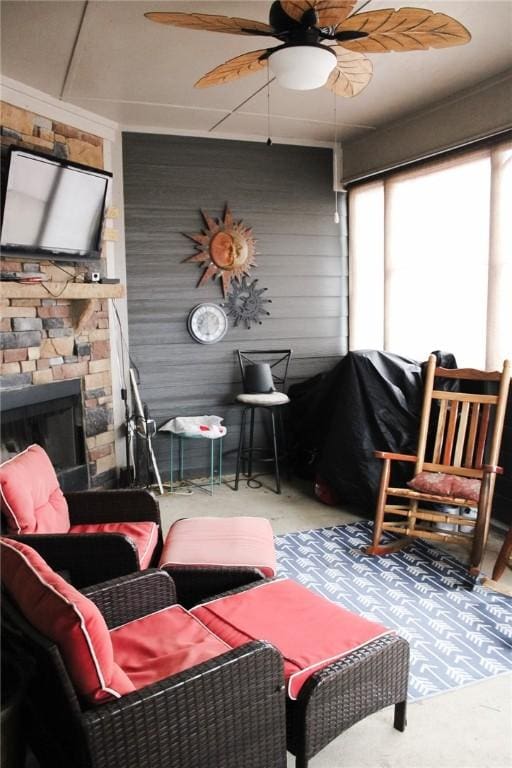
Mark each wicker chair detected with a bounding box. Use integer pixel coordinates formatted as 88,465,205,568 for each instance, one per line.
1,568,287,768
1,445,163,587
8,488,164,587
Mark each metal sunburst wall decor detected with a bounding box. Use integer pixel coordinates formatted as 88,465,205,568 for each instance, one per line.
183,205,257,297
223,277,271,329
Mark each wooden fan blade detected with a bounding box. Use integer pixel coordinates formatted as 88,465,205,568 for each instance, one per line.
325,48,372,97
280,1,356,27
337,8,471,53
278,1,312,24
195,49,270,88
314,1,357,27
145,12,274,37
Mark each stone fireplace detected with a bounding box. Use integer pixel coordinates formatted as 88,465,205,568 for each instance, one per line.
0,101,123,488
0,281,123,487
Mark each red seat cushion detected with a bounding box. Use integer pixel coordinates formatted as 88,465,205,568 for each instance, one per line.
407,471,481,502
450,476,481,502
70,522,158,569
159,516,276,577
110,604,232,690
191,578,392,699
0,445,70,534
0,538,134,704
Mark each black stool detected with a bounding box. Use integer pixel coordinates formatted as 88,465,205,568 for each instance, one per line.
234,349,292,494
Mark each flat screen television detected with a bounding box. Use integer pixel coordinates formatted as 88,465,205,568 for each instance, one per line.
0,147,112,262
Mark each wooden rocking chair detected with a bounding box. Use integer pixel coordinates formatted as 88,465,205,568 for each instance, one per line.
367,354,511,574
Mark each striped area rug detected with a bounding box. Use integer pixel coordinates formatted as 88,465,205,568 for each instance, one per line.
275,521,512,701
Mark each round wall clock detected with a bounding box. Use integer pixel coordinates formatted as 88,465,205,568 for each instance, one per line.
187,303,229,344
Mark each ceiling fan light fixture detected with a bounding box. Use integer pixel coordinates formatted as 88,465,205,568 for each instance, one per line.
268,44,336,91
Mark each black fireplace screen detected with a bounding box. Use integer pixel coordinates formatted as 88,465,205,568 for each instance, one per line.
1,380,88,491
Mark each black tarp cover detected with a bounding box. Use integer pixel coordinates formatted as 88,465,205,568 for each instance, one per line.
287,350,456,514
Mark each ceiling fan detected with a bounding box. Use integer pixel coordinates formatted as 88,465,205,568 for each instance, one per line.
145,0,471,96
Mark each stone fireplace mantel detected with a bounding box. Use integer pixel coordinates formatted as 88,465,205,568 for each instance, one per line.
0,282,124,300
1,282,125,331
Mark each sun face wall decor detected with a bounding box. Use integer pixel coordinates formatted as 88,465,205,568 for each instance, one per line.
183,205,257,297
223,277,272,329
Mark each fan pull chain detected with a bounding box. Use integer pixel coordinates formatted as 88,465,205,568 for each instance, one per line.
333,94,340,224
354,0,374,13
266,62,272,146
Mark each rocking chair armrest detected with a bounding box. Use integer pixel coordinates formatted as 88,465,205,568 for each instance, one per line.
66,489,161,526
374,451,417,462
482,464,504,475
83,569,177,627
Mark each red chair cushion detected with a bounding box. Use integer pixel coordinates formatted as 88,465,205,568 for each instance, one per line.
191,578,392,699
0,538,134,704
70,522,159,569
0,445,70,534
450,476,481,502
407,471,481,502
110,604,232,690
159,516,276,577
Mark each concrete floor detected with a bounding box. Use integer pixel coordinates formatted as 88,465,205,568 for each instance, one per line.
157,474,512,768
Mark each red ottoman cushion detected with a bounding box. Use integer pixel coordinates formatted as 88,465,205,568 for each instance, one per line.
110,604,231,690
159,516,276,577
0,444,69,534
0,538,134,704
192,578,392,699
70,522,158,569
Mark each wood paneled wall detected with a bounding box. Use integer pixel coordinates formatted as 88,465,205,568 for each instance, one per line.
123,133,347,479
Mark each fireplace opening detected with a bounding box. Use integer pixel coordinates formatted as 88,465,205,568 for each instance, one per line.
1,380,88,491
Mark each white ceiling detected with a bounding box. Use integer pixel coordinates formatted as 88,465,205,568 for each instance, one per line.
1,0,511,145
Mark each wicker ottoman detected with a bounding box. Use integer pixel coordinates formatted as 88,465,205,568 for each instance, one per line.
159,516,277,608
192,578,409,768
286,633,409,768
